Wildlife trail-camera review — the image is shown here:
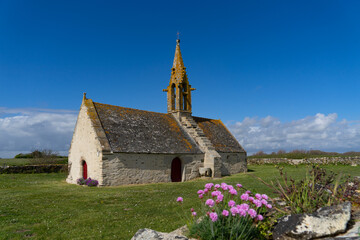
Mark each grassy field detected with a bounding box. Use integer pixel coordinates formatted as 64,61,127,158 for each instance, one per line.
0,158,67,166
1,164,359,239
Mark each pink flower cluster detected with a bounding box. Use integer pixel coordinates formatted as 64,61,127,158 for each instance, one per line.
178,182,270,223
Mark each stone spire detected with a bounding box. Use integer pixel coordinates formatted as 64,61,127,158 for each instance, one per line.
163,38,195,115
172,39,184,70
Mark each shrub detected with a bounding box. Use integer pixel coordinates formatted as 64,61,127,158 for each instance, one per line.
255,165,355,214
77,178,99,187
85,178,99,187
14,153,33,158
77,178,86,185
177,183,272,240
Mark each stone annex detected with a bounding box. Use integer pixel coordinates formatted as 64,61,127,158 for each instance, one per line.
66,39,247,186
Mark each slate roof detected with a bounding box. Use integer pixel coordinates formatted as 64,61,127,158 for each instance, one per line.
193,117,245,153
92,102,202,154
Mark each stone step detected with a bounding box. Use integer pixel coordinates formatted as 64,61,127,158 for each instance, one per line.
198,142,214,148
185,121,197,126
199,138,211,143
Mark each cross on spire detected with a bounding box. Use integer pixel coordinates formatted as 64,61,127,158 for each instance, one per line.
176,31,180,43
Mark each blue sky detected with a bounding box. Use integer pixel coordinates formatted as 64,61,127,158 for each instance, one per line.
1,1,360,157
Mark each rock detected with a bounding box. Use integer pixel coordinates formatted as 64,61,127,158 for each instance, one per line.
169,225,188,236
324,220,360,239
199,167,211,177
131,228,189,240
273,202,352,240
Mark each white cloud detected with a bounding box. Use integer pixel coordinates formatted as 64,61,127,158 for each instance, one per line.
0,108,77,158
1,108,359,159
227,113,360,155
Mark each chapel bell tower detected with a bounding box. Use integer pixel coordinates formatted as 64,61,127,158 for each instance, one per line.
163,39,195,116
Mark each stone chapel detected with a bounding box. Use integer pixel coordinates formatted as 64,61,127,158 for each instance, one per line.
66,39,247,186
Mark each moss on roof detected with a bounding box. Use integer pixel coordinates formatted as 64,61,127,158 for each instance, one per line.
92,102,202,154
193,116,245,153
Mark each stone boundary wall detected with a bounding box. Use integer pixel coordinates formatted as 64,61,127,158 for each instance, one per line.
0,164,67,174
248,156,360,166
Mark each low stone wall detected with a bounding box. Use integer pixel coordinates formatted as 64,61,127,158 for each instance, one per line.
0,164,67,174
248,156,360,165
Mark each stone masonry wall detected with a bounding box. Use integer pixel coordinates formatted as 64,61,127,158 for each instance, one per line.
248,156,360,165
101,153,203,186
219,152,247,176
66,103,104,184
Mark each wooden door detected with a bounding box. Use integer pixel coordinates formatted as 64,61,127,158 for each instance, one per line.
171,158,181,182
82,161,87,179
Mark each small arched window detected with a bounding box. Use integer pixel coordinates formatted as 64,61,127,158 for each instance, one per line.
171,84,176,110
182,83,187,110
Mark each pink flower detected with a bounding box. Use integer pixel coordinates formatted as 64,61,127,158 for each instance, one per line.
236,183,242,188
221,183,228,190
255,193,262,200
199,194,204,199
177,197,183,202
229,189,238,195
214,184,220,189
205,199,215,207
197,190,204,195
240,193,249,201
205,183,214,190
192,212,197,216
257,214,264,221
253,199,262,208
191,208,194,212
238,203,249,211
261,194,269,200
209,212,218,222
248,197,254,202
217,194,224,202
230,207,239,216
204,188,209,193
261,199,268,205
238,209,247,216
266,204,272,209
248,209,257,218
245,190,251,194
211,190,221,197
222,210,229,217
228,200,236,207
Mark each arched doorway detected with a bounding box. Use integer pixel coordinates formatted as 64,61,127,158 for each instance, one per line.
171,157,181,182
82,160,88,179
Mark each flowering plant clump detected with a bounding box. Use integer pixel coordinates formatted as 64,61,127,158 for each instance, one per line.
76,178,99,187
77,177,86,185
177,183,271,240
85,178,99,187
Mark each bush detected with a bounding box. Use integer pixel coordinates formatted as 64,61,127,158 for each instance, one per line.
77,178,86,185
14,153,33,158
255,165,356,214
177,183,272,240
85,178,99,187
77,178,99,187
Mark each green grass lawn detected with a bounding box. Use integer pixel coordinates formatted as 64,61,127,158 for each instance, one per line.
1,164,359,239
0,158,67,166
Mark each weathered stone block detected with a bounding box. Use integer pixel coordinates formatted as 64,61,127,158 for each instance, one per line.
273,202,351,240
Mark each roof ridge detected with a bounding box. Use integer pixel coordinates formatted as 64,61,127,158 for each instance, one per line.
192,116,220,122
93,101,170,116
